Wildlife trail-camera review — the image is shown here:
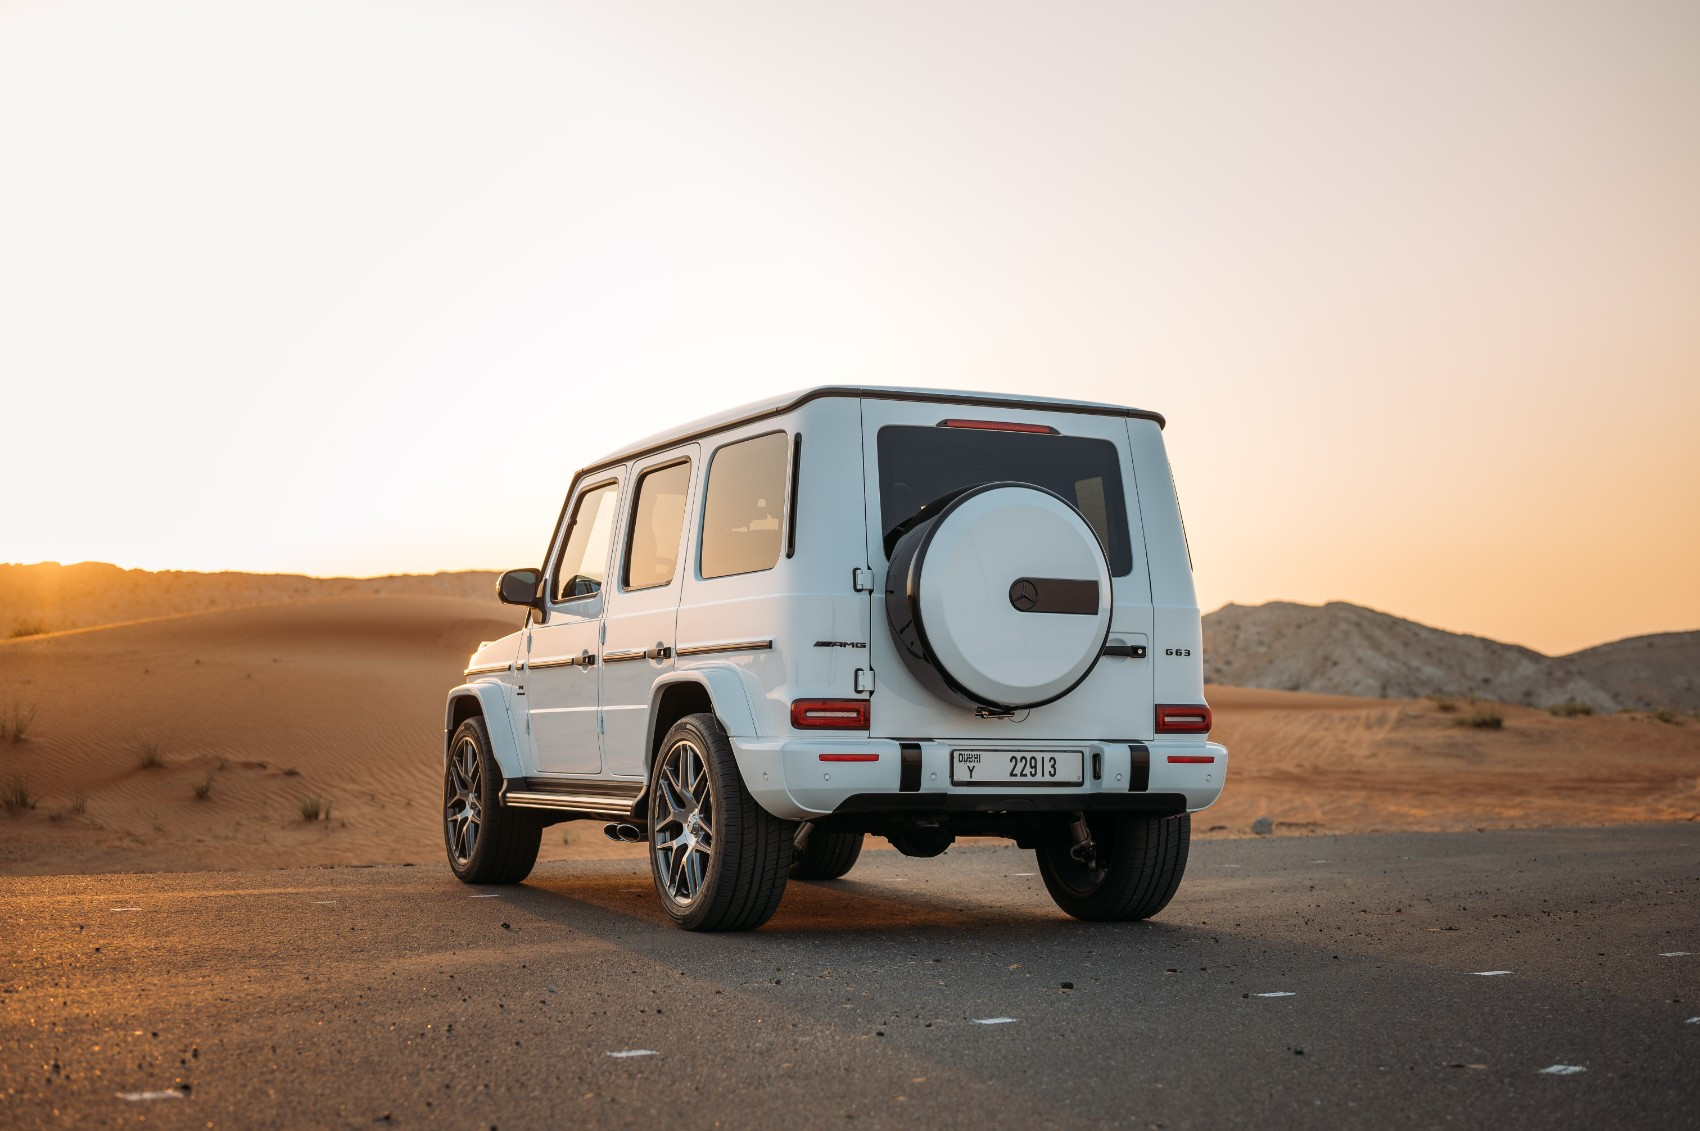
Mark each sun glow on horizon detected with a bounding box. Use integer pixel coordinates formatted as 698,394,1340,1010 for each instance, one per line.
2,0,1696,656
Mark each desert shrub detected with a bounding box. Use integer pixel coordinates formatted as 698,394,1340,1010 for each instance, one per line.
299,796,331,822
7,620,47,639
1651,709,1681,725
1426,695,1458,713
1456,709,1504,730
1548,700,1594,717
136,739,164,769
2,776,32,816
69,790,86,816
4,699,38,744
193,777,214,801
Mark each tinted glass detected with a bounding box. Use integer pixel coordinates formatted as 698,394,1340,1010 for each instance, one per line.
875,425,1134,576
553,482,619,602
624,460,692,590
701,432,790,579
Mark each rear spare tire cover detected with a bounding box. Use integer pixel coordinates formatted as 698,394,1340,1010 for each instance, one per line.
885,483,1112,710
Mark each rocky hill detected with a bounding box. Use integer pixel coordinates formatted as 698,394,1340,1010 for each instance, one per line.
1203,601,1700,713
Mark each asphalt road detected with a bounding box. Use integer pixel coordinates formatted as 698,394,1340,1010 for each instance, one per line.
3,825,1696,1129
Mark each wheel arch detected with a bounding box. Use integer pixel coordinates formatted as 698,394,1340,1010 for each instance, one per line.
645,667,759,774
443,681,528,779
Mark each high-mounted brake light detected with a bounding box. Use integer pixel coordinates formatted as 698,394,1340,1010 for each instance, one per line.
938,419,1059,435
791,699,871,730
1155,704,1213,734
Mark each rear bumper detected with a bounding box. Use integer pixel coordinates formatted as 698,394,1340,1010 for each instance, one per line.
732,736,1227,822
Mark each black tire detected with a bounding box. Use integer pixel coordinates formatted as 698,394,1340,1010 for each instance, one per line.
444,715,541,885
648,712,794,931
1036,812,1190,921
790,829,864,880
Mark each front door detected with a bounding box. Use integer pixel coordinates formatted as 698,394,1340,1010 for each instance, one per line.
600,448,697,780
527,474,623,776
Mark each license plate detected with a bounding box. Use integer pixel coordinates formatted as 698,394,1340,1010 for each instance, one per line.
951,749,1084,786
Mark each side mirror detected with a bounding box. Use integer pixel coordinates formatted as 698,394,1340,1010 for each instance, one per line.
497,568,543,609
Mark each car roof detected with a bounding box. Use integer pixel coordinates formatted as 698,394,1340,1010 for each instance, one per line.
591,385,1165,471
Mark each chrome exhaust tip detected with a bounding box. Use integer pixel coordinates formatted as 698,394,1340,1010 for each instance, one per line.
603,822,644,843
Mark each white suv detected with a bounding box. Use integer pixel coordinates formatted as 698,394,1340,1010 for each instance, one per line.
443,386,1225,930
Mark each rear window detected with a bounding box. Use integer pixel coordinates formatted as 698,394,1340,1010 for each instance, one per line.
700,431,789,579
876,424,1134,576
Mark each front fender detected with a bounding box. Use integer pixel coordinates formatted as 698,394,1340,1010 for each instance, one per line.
443,681,528,780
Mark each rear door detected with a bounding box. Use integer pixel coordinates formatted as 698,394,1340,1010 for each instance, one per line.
859,400,1155,741
600,446,698,780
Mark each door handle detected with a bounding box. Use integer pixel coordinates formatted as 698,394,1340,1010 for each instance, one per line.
648,642,673,661
580,649,596,668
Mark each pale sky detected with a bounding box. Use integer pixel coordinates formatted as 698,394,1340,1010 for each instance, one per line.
2,0,1696,655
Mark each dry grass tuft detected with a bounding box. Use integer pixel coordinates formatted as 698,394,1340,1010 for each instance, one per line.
1427,695,1459,714
3,776,33,816
136,739,165,769
7,620,47,639
69,789,86,816
4,699,38,744
299,796,331,822
193,777,214,801
1455,709,1504,730
1548,700,1594,717
1651,709,1681,725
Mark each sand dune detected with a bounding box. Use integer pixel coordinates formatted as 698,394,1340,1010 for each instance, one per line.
1204,685,1700,834
0,561,502,639
2,598,1695,877
0,596,643,875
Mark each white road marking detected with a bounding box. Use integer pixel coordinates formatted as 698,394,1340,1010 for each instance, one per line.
309,900,337,905
118,1088,185,1101
1540,1065,1585,1076
1658,951,1690,957
1310,859,1330,864
607,1049,657,1058
1009,873,1035,877
973,1017,1019,1025
109,907,142,912
1472,970,1513,976
1255,992,1296,998
470,893,502,899
1686,1017,1700,1024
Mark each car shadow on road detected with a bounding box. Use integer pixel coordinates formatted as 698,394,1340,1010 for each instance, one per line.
497,856,1203,952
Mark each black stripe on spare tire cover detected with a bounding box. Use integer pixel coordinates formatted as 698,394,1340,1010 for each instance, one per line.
1007,577,1100,615
883,481,1111,712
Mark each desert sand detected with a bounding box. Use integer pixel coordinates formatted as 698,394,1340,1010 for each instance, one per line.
1,597,1695,876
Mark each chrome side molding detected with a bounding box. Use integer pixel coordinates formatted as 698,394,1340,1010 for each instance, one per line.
675,639,774,658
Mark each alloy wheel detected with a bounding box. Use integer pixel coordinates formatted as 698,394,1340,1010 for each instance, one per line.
445,735,482,866
653,739,714,905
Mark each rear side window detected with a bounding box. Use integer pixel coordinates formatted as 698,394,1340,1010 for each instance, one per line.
876,425,1134,576
623,460,692,590
700,432,789,579
553,481,619,602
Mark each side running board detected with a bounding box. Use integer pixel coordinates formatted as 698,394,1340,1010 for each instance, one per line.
501,777,644,819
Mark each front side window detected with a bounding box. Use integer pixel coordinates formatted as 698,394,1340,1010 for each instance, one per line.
553,481,619,602
623,460,692,590
700,432,789,579
875,425,1135,575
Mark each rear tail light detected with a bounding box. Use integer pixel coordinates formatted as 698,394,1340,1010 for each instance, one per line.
1155,704,1212,734
937,418,1059,434
791,699,871,730
818,753,879,762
